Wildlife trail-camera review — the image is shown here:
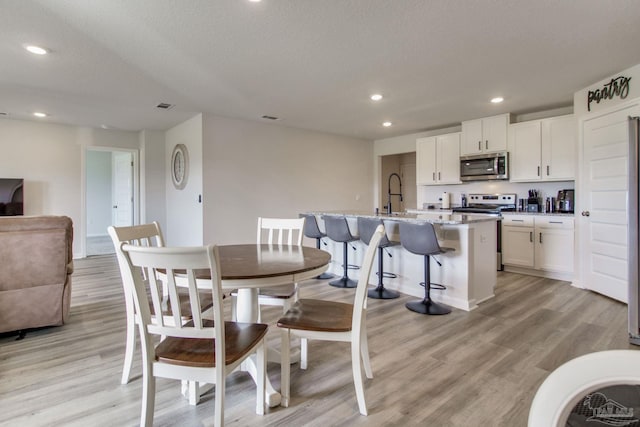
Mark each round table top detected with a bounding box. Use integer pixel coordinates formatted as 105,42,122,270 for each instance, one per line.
217,244,331,281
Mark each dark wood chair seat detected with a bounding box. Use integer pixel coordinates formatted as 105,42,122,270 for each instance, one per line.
277,299,353,332
155,320,268,368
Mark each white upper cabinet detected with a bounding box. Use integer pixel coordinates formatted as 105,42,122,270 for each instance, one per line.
460,114,510,155
541,115,576,180
508,120,543,181
416,132,461,185
508,114,576,182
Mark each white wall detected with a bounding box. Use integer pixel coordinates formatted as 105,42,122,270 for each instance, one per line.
0,118,142,258
140,129,166,229
202,114,373,245
165,114,203,246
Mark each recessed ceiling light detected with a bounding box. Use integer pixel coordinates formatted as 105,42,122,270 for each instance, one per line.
33,112,48,118
370,94,383,101
25,45,49,55
248,0,262,2
382,121,392,127
490,97,504,104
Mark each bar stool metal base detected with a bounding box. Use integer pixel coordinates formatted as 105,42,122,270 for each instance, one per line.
368,286,400,299
329,277,358,288
316,271,335,280
406,299,451,315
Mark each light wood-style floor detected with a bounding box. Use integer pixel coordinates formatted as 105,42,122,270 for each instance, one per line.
0,255,634,426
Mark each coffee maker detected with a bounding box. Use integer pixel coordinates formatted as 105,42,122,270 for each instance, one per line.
556,189,575,213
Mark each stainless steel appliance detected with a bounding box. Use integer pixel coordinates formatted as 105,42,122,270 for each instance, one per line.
628,117,640,345
556,189,575,213
460,152,509,182
452,193,517,270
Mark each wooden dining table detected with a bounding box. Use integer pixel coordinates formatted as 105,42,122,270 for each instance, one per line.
195,243,331,407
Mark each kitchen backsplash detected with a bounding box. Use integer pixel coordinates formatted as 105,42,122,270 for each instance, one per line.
417,180,574,209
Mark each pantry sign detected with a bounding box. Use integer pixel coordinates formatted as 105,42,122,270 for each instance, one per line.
574,63,640,116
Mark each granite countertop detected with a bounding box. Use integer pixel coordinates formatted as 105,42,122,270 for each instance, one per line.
307,210,499,225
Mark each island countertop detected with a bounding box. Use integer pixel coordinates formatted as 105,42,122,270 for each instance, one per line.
305,210,499,225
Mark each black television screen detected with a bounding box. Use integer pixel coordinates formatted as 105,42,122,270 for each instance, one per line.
0,178,24,216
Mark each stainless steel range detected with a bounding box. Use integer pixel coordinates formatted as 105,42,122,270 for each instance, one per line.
452,193,517,271
452,193,517,214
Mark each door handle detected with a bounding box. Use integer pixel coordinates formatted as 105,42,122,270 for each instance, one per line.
529,231,533,242
539,232,543,243
485,140,488,150
432,172,436,181
537,166,540,177
546,165,550,176
438,172,441,180
581,211,590,217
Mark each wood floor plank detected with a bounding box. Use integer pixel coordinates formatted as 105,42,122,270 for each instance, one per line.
0,254,636,426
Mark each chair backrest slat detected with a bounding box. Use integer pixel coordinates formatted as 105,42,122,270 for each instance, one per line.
352,225,384,332
121,245,224,353
257,217,305,246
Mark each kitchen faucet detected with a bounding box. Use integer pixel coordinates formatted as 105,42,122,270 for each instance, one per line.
386,172,403,214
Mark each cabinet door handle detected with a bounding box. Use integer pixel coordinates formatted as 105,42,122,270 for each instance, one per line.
438,172,441,180
539,232,543,243
512,219,524,222
433,172,436,181
529,231,533,242
537,166,540,176
546,165,550,176
478,141,481,151
549,221,563,224
485,140,488,150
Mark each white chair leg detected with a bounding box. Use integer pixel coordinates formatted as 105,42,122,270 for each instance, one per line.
121,314,136,384
231,294,237,321
188,381,200,405
280,329,291,407
256,341,266,415
361,324,373,379
141,368,156,427
351,338,368,416
300,338,308,370
215,367,225,427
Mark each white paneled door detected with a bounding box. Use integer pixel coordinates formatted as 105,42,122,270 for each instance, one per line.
581,105,639,303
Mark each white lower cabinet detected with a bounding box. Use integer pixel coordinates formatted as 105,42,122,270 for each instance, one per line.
502,215,574,276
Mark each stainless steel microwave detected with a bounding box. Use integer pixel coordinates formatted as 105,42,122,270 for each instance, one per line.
460,152,509,182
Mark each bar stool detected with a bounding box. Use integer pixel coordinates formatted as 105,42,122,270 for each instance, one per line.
357,217,400,299
399,221,454,315
300,213,334,280
323,215,359,288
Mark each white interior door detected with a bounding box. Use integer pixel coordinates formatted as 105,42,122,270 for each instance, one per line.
581,105,639,302
112,152,133,227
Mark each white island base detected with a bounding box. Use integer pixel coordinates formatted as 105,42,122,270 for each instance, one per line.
313,213,498,312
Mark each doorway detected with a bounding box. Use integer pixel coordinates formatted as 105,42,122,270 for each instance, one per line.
85,148,135,256
380,152,417,212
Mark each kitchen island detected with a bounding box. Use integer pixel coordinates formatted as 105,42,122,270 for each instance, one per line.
305,210,499,311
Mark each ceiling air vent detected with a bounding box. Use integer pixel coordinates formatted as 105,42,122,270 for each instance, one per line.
261,115,279,121
156,103,174,110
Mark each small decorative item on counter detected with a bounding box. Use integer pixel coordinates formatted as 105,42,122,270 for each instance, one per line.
461,193,467,207
441,192,450,209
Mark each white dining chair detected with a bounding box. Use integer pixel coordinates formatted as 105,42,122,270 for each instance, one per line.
528,349,640,426
120,244,267,427
277,224,384,416
108,223,215,386
231,217,306,322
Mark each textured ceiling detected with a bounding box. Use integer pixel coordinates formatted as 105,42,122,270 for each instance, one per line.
1,0,640,140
